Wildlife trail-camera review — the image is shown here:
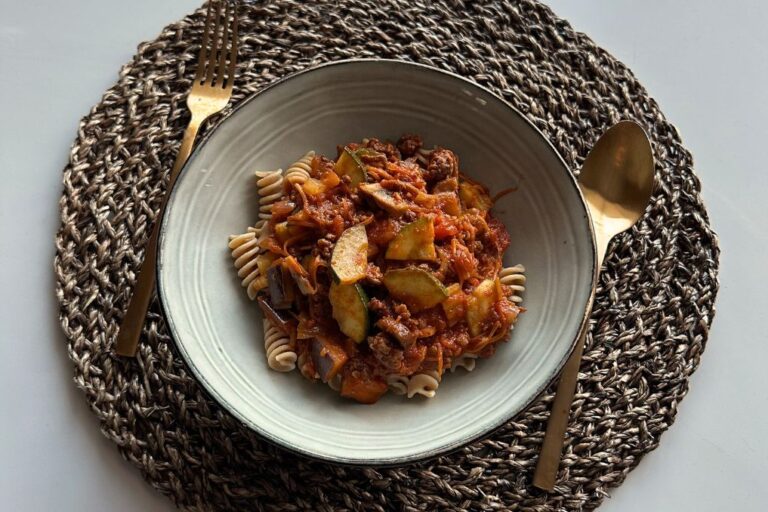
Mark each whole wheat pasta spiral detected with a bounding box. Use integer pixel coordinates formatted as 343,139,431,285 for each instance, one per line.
263,319,297,372
499,264,526,304
450,352,478,372
283,151,314,185
407,370,441,398
228,223,268,300
386,374,410,395
254,169,284,220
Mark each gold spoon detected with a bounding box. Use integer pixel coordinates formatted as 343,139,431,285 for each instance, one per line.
533,120,655,492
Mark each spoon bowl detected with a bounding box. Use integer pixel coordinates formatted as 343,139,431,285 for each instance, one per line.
580,121,655,262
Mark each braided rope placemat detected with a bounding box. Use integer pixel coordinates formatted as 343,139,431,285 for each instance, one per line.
54,1,720,510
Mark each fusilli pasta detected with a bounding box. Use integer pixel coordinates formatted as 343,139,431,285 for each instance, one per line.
263,319,297,372
254,168,284,220
386,374,410,395
450,352,478,372
298,351,318,380
283,151,315,185
407,370,441,398
228,223,268,300
499,264,526,304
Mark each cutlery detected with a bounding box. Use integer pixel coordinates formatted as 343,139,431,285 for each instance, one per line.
115,0,239,357
533,120,655,491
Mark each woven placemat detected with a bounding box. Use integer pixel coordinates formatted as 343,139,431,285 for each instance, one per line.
54,1,720,510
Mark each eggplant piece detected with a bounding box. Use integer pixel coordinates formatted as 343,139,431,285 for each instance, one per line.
334,146,367,187
382,268,448,312
466,279,497,336
358,183,409,215
283,255,314,295
329,281,370,343
257,295,296,339
267,265,293,309
310,337,349,382
385,217,437,261
330,224,368,284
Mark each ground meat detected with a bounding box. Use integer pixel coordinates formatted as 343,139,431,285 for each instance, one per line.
424,148,459,184
369,297,437,347
365,138,401,162
396,133,422,158
377,317,417,346
310,155,336,179
316,238,334,259
436,325,470,359
358,149,388,169
367,333,405,373
362,262,383,286
366,216,398,247
487,216,511,254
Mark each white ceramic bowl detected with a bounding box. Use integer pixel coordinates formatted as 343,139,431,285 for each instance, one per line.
158,60,596,465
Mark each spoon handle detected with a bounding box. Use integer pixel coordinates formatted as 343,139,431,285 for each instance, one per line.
533,317,591,491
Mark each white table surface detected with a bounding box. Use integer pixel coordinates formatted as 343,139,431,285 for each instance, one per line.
1,1,766,510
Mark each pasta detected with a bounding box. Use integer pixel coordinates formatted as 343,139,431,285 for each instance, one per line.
263,318,297,372
283,151,315,185
254,169,284,220
450,352,478,372
406,370,441,399
229,134,526,403
499,264,526,304
386,374,410,395
228,225,266,300
297,351,317,380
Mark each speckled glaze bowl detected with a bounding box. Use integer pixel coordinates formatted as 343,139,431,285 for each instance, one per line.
157,60,596,465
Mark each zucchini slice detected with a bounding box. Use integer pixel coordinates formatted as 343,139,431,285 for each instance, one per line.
385,217,437,261
334,146,367,187
382,268,448,312
459,179,493,211
466,279,497,336
329,281,370,343
330,224,368,284
358,183,409,215
441,283,467,327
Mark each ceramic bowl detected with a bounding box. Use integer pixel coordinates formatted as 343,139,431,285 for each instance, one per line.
158,60,596,465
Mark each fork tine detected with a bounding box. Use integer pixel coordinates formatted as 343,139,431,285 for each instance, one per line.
195,1,216,82
215,1,232,87
205,1,225,85
226,2,239,89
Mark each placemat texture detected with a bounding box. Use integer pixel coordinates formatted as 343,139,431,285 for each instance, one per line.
54,1,720,510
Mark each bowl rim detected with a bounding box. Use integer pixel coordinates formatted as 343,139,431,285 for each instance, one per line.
156,58,598,466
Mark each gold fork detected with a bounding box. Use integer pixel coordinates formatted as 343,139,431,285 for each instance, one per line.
116,1,238,357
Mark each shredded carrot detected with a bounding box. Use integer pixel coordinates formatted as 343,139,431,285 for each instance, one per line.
491,186,518,204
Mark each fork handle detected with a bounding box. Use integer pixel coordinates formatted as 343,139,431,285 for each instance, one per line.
114,116,204,357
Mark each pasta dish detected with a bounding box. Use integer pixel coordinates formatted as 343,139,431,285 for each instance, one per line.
228,135,525,403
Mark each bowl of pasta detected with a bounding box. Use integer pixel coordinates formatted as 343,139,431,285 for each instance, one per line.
157,59,596,465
